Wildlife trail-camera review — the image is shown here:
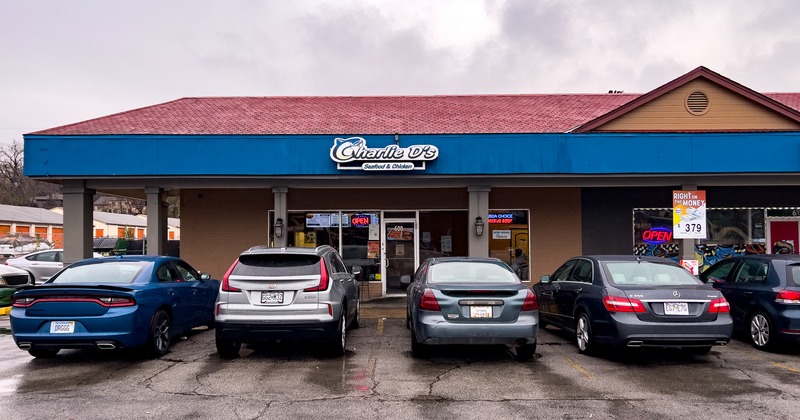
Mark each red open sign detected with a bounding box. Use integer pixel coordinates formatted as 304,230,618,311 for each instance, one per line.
642,228,673,244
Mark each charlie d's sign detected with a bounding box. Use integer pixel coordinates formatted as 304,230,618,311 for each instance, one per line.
330,137,439,171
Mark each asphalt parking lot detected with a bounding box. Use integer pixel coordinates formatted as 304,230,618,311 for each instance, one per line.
1,299,799,420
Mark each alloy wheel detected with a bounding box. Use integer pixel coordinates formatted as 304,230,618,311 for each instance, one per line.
750,313,771,348
151,310,171,356
577,316,590,352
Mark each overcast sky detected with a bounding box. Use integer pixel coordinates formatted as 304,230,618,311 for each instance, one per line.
2,0,800,144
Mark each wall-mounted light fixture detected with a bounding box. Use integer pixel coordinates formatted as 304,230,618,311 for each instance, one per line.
274,217,284,238
474,216,485,236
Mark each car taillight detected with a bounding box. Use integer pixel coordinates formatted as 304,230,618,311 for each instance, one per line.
12,296,35,308
221,260,240,292
522,289,538,311
708,297,730,313
776,290,800,304
603,295,646,313
304,259,329,292
98,297,136,307
418,289,440,311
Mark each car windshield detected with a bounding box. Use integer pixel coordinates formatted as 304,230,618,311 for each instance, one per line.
50,261,148,284
604,261,700,286
429,261,518,284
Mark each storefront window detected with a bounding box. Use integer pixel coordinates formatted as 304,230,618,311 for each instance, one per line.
634,208,768,270
487,210,530,280
419,211,468,261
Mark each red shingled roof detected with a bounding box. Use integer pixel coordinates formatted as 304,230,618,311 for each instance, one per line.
30,94,641,135
29,92,800,136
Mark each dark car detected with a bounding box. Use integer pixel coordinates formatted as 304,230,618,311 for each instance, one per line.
699,255,800,350
533,256,732,355
214,245,361,358
403,257,539,360
10,255,219,358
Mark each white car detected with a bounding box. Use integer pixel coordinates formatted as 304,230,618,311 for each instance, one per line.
5,249,103,284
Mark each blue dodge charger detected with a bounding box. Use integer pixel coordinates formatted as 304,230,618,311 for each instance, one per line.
10,255,219,358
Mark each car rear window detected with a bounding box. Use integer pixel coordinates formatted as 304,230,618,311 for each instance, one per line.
233,254,321,277
429,261,518,284
51,261,148,284
603,261,700,286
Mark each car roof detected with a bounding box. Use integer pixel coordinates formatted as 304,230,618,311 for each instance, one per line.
579,255,682,264
427,257,505,264
72,255,178,265
240,245,333,256
713,254,800,262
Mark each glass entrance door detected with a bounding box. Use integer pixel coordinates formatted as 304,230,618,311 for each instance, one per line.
382,218,418,295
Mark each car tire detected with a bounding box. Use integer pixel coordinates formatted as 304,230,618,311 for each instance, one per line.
410,326,428,358
327,311,346,357
750,311,775,351
349,299,361,330
683,346,712,355
28,348,59,358
576,313,596,355
216,337,242,359
515,342,537,361
147,309,172,358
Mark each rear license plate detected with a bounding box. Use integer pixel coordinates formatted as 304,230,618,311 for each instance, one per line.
50,321,75,334
664,302,689,315
470,306,492,318
261,291,284,304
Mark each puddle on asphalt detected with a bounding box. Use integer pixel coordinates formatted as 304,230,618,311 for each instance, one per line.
0,375,21,395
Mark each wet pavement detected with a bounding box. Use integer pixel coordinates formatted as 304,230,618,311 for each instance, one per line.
1,301,799,419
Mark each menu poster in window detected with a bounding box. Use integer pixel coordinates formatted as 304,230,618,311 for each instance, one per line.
305,213,331,228
441,235,452,253
369,224,380,240
387,226,413,241
367,241,380,258
396,244,405,256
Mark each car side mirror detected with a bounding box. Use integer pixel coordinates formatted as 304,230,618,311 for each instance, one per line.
400,275,412,285
539,275,551,284
351,265,362,276
200,272,211,280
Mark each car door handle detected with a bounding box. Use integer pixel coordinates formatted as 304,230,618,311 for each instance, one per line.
743,291,753,295
542,291,554,297
574,288,583,294
168,290,177,295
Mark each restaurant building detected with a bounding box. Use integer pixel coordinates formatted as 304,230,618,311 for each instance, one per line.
23,67,800,298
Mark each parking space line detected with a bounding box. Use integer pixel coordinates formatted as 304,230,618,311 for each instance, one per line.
562,355,595,380
770,362,800,374
376,318,385,336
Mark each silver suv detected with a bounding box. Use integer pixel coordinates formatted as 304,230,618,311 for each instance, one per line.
214,245,362,358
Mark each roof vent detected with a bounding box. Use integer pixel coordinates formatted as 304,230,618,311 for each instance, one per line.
685,91,710,115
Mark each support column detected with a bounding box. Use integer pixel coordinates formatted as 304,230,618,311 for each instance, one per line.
679,183,698,263
273,187,288,247
62,181,95,264
468,185,491,257
146,187,168,256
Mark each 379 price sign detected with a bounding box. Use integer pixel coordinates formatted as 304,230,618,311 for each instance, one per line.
673,190,707,239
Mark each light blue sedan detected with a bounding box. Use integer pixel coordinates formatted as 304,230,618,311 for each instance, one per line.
403,257,539,360
10,255,219,358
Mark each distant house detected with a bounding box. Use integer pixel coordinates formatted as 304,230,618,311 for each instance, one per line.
0,204,179,253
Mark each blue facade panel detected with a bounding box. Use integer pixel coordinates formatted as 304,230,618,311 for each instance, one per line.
23,132,800,177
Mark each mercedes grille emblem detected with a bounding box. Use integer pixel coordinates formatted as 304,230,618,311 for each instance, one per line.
672,291,681,298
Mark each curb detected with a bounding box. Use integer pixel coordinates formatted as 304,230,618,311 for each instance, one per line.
0,306,10,316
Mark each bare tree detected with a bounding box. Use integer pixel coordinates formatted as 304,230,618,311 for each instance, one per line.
0,141,59,206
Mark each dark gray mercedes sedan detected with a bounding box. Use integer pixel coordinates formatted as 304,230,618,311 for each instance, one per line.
533,255,733,355
403,257,539,361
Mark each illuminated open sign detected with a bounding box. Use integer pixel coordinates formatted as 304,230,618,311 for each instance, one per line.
642,227,673,244
351,215,371,227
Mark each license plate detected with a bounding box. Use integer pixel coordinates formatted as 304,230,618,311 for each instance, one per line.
664,302,689,315
261,291,284,304
50,321,75,334
470,306,492,318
